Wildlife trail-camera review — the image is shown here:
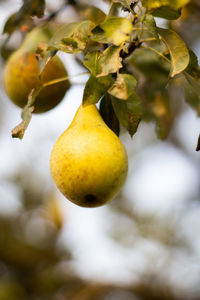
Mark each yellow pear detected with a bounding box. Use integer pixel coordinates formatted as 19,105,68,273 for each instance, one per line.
50,104,128,208
3,26,70,113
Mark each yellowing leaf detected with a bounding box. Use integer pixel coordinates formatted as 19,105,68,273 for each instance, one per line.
49,21,91,53
83,46,122,77
142,0,190,10
97,46,123,77
81,6,106,25
158,27,189,77
49,23,78,49
108,73,137,100
92,17,133,46
12,87,41,139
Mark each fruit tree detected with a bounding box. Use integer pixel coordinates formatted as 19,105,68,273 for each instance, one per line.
1,0,200,207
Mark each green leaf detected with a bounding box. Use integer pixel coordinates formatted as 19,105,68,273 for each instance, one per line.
81,6,106,25
97,46,123,77
91,17,133,46
61,21,90,52
83,51,101,75
184,73,200,95
184,72,200,115
152,92,171,139
0,45,15,61
49,21,91,53
3,12,34,35
3,13,19,34
13,0,45,22
83,74,113,105
12,86,42,139
128,48,170,84
185,49,200,78
49,23,78,49
108,73,137,100
112,0,132,9
111,93,142,137
142,0,190,10
184,80,200,116
137,81,172,139
158,27,189,77
60,37,79,52
152,6,181,20
1,11,35,60
143,14,159,39
36,48,57,74
100,94,120,136
83,46,122,77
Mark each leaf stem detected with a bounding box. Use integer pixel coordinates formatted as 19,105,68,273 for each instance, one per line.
141,46,171,63
140,37,158,43
42,72,90,87
107,1,114,17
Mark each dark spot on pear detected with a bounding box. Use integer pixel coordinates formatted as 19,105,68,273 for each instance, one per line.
82,194,103,207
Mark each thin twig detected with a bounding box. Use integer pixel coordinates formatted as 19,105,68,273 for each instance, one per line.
141,46,171,63
42,72,90,87
140,37,158,43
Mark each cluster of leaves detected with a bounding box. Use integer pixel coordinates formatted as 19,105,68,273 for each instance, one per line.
2,0,200,145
